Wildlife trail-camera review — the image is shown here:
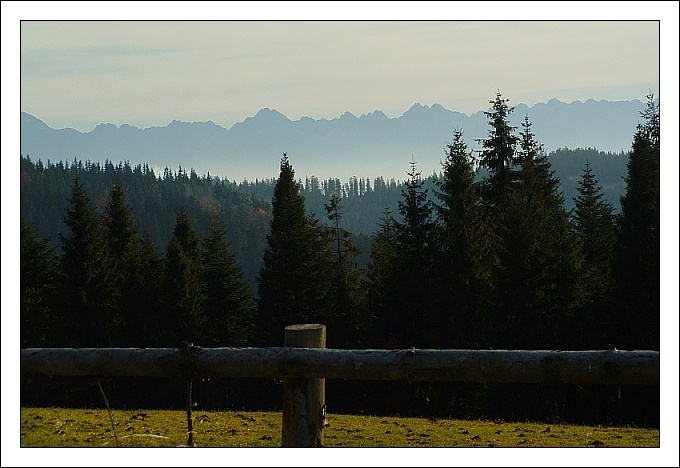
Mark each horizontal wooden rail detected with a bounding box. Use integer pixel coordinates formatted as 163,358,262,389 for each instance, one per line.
20,347,659,385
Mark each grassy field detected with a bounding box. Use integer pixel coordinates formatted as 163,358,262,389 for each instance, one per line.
20,407,659,448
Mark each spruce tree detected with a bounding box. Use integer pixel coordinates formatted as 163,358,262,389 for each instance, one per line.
20,218,58,347
496,116,582,349
103,184,136,262
570,162,618,347
57,173,115,347
364,161,437,414
161,207,206,345
324,194,364,348
573,163,618,303
365,208,400,347
433,130,495,348
257,154,332,345
102,184,136,345
477,91,519,207
386,159,436,348
132,232,164,347
478,115,584,421
202,210,256,347
103,184,163,347
616,94,660,350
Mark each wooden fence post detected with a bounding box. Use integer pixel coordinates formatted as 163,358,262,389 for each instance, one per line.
282,324,326,447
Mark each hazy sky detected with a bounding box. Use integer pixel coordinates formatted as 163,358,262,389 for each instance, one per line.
15,13,665,132
3,5,679,466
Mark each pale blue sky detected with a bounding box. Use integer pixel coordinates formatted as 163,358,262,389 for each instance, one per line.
15,13,663,132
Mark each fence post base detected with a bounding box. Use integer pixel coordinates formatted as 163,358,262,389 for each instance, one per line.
282,324,326,447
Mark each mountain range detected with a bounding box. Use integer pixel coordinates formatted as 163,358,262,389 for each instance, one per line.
20,98,646,182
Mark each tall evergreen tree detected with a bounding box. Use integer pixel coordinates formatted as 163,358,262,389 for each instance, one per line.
56,173,115,347
257,154,332,345
103,184,163,347
20,218,58,347
495,116,582,349
202,210,256,347
365,208,400,346
477,92,519,207
324,194,364,348
103,184,136,261
364,161,437,416
131,232,164,347
475,92,521,347
161,207,206,345
570,162,618,347
102,184,136,345
573,163,618,303
616,94,660,350
433,130,495,348
476,115,585,422
384,159,436,348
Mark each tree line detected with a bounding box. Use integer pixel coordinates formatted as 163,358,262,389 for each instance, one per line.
20,93,659,425
235,146,628,237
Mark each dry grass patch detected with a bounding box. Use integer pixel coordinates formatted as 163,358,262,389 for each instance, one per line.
20,407,659,448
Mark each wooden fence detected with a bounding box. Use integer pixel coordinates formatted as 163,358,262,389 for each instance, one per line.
20,324,660,447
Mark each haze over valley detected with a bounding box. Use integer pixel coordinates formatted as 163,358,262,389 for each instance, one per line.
21,98,645,184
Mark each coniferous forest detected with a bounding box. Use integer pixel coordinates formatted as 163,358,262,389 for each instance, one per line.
20,93,660,427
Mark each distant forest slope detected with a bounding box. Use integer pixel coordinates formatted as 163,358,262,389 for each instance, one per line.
237,147,628,236
19,157,271,288
548,147,628,212
20,146,626,287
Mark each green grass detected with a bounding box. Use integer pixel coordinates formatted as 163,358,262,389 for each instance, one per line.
20,407,659,448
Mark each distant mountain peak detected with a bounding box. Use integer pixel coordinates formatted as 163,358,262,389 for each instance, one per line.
254,107,287,119
93,122,118,131
360,110,387,120
403,103,429,115
21,98,645,182
339,111,358,120
168,119,218,127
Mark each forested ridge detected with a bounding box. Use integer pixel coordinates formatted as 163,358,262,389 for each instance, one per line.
19,146,626,289
20,93,659,426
